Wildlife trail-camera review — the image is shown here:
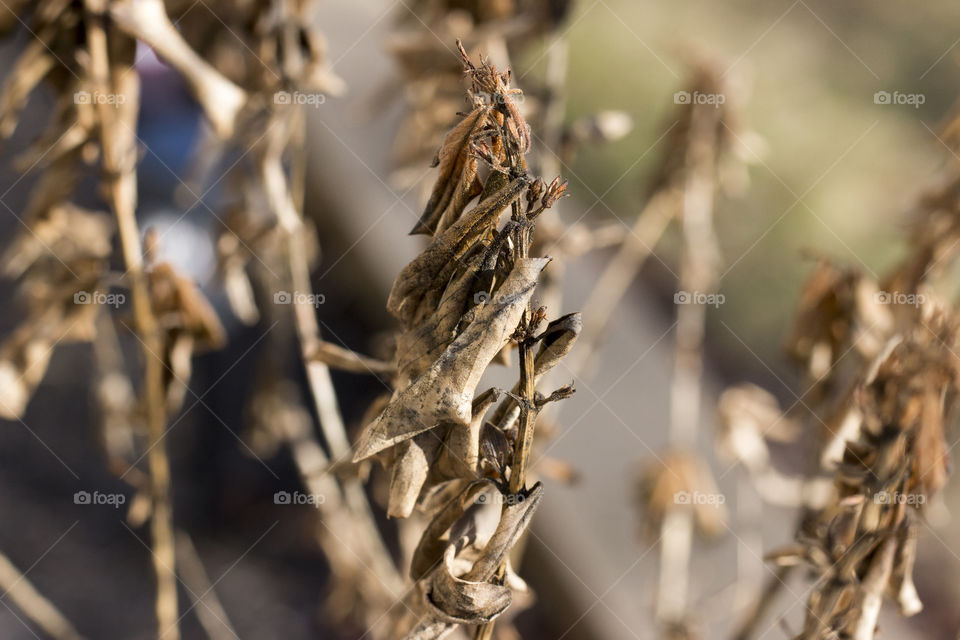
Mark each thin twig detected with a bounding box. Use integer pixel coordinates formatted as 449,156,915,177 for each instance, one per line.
173,531,239,640
274,108,402,594
657,79,721,627
475,202,540,640
308,340,396,376
0,550,84,640
729,565,794,640
83,2,179,637
566,190,674,373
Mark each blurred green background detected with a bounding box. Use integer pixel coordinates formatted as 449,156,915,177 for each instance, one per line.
520,0,960,382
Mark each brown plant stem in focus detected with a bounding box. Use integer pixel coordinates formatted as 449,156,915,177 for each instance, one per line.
476,210,540,640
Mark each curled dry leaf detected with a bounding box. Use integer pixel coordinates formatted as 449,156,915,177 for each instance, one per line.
354,256,547,463
146,259,227,413
148,262,226,351
408,483,543,639
412,106,490,235
787,258,894,384
387,176,529,326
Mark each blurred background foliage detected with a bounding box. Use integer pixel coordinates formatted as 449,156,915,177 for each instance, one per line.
517,0,960,386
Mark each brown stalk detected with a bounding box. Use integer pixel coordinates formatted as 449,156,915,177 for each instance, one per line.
0,549,84,640
475,209,540,640
109,0,247,138
276,107,403,596
173,531,239,640
655,67,725,633
83,1,179,637
568,190,674,373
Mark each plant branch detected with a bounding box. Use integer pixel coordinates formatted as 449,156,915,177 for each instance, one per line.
0,550,84,640
83,2,179,637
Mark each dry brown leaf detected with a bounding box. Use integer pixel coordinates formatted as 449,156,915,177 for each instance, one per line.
387,176,529,325
354,257,548,462
412,106,491,236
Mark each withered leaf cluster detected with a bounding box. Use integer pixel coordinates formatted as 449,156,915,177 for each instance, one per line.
772,325,958,640
749,133,960,639
0,1,239,421
352,44,577,638
386,0,572,188
0,0,345,412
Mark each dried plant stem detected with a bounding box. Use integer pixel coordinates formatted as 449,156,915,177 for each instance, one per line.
570,192,673,373
278,112,401,593
308,340,396,375
670,184,716,445
657,95,720,627
476,213,540,640
729,565,794,640
0,550,84,640
173,531,238,640
511,322,538,495
853,536,897,640
83,2,179,637
656,507,695,622
473,335,536,640
734,473,762,615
